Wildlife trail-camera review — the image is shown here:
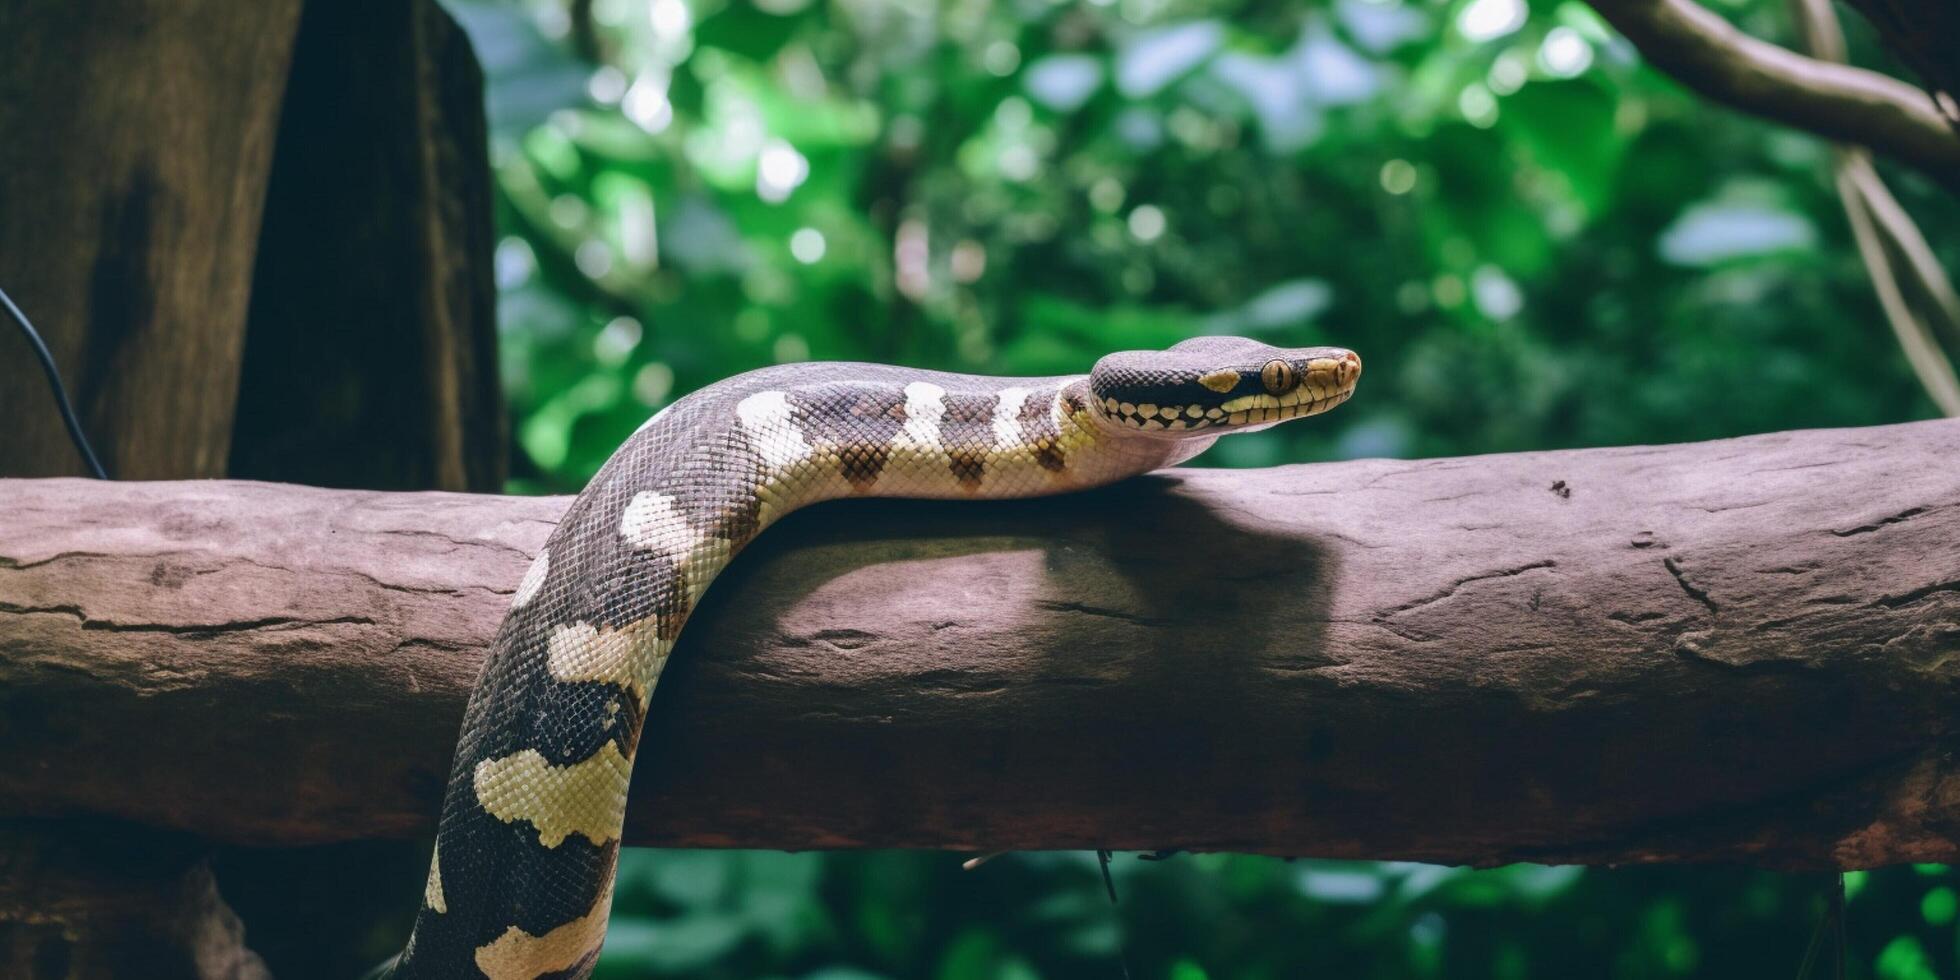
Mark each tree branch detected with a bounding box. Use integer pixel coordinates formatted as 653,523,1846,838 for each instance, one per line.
1787,0,1960,415
1831,0,1960,129
2,421,1958,870
1587,0,1960,194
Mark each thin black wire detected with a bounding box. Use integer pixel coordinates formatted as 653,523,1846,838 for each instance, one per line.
1833,873,1846,980
2,285,108,479
1794,873,1849,980
1795,895,1828,979
1096,850,1133,980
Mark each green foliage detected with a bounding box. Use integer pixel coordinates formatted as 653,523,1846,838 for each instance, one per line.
456,0,1952,490
444,0,1958,972
584,850,1958,979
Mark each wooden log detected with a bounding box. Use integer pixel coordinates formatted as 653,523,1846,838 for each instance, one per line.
1,420,1957,870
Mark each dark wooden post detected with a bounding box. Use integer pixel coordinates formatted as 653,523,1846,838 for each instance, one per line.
228,0,505,493
0,0,304,479
0,1,504,974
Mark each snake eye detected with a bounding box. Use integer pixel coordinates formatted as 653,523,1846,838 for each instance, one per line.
1260,359,1296,394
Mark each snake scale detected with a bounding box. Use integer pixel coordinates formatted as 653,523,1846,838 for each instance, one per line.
385,336,1361,979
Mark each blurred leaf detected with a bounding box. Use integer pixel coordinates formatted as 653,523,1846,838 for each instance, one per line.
934,928,1007,980
1658,200,1818,267
1021,293,1197,349
1116,21,1226,98
1876,935,1937,980
694,1,807,61
1206,277,1334,334
1921,886,1956,925
596,914,747,973
1501,80,1624,219
1025,54,1106,113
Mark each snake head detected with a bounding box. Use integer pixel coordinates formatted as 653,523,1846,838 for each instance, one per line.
1088,336,1361,436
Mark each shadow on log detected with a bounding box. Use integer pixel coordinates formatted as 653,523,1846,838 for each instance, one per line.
1,421,1957,872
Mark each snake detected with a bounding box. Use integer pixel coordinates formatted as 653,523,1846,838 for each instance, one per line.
383,335,1361,979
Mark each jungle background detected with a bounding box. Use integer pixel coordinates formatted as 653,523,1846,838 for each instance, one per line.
412,0,1957,976
0,0,1951,973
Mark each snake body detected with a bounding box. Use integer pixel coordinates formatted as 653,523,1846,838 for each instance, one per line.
387,336,1360,979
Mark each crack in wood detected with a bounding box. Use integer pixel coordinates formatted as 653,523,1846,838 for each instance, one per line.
0,602,376,636
1377,560,1558,618
1033,600,1173,627
1871,578,1960,610
1662,557,1719,615
1831,505,1934,536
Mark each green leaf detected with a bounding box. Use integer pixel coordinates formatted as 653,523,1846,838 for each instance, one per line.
1875,935,1937,980
1921,886,1956,925
1499,79,1623,219
597,914,748,973
693,0,809,61
1658,200,1817,267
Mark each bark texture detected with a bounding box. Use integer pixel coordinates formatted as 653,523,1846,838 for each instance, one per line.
0,0,503,490
228,0,504,493
1,421,1957,870
0,0,304,479
0,5,502,966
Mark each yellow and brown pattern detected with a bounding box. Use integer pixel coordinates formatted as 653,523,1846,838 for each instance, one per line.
387,340,1359,980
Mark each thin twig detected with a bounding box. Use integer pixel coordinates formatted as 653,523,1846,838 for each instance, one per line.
1848,154,1960,355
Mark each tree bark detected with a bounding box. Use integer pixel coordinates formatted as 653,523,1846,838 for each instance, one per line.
0,7,306,967
228,0,504,493
2,420,1957,871
0,3,504,970
0,0,503,491
0,0,304,479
